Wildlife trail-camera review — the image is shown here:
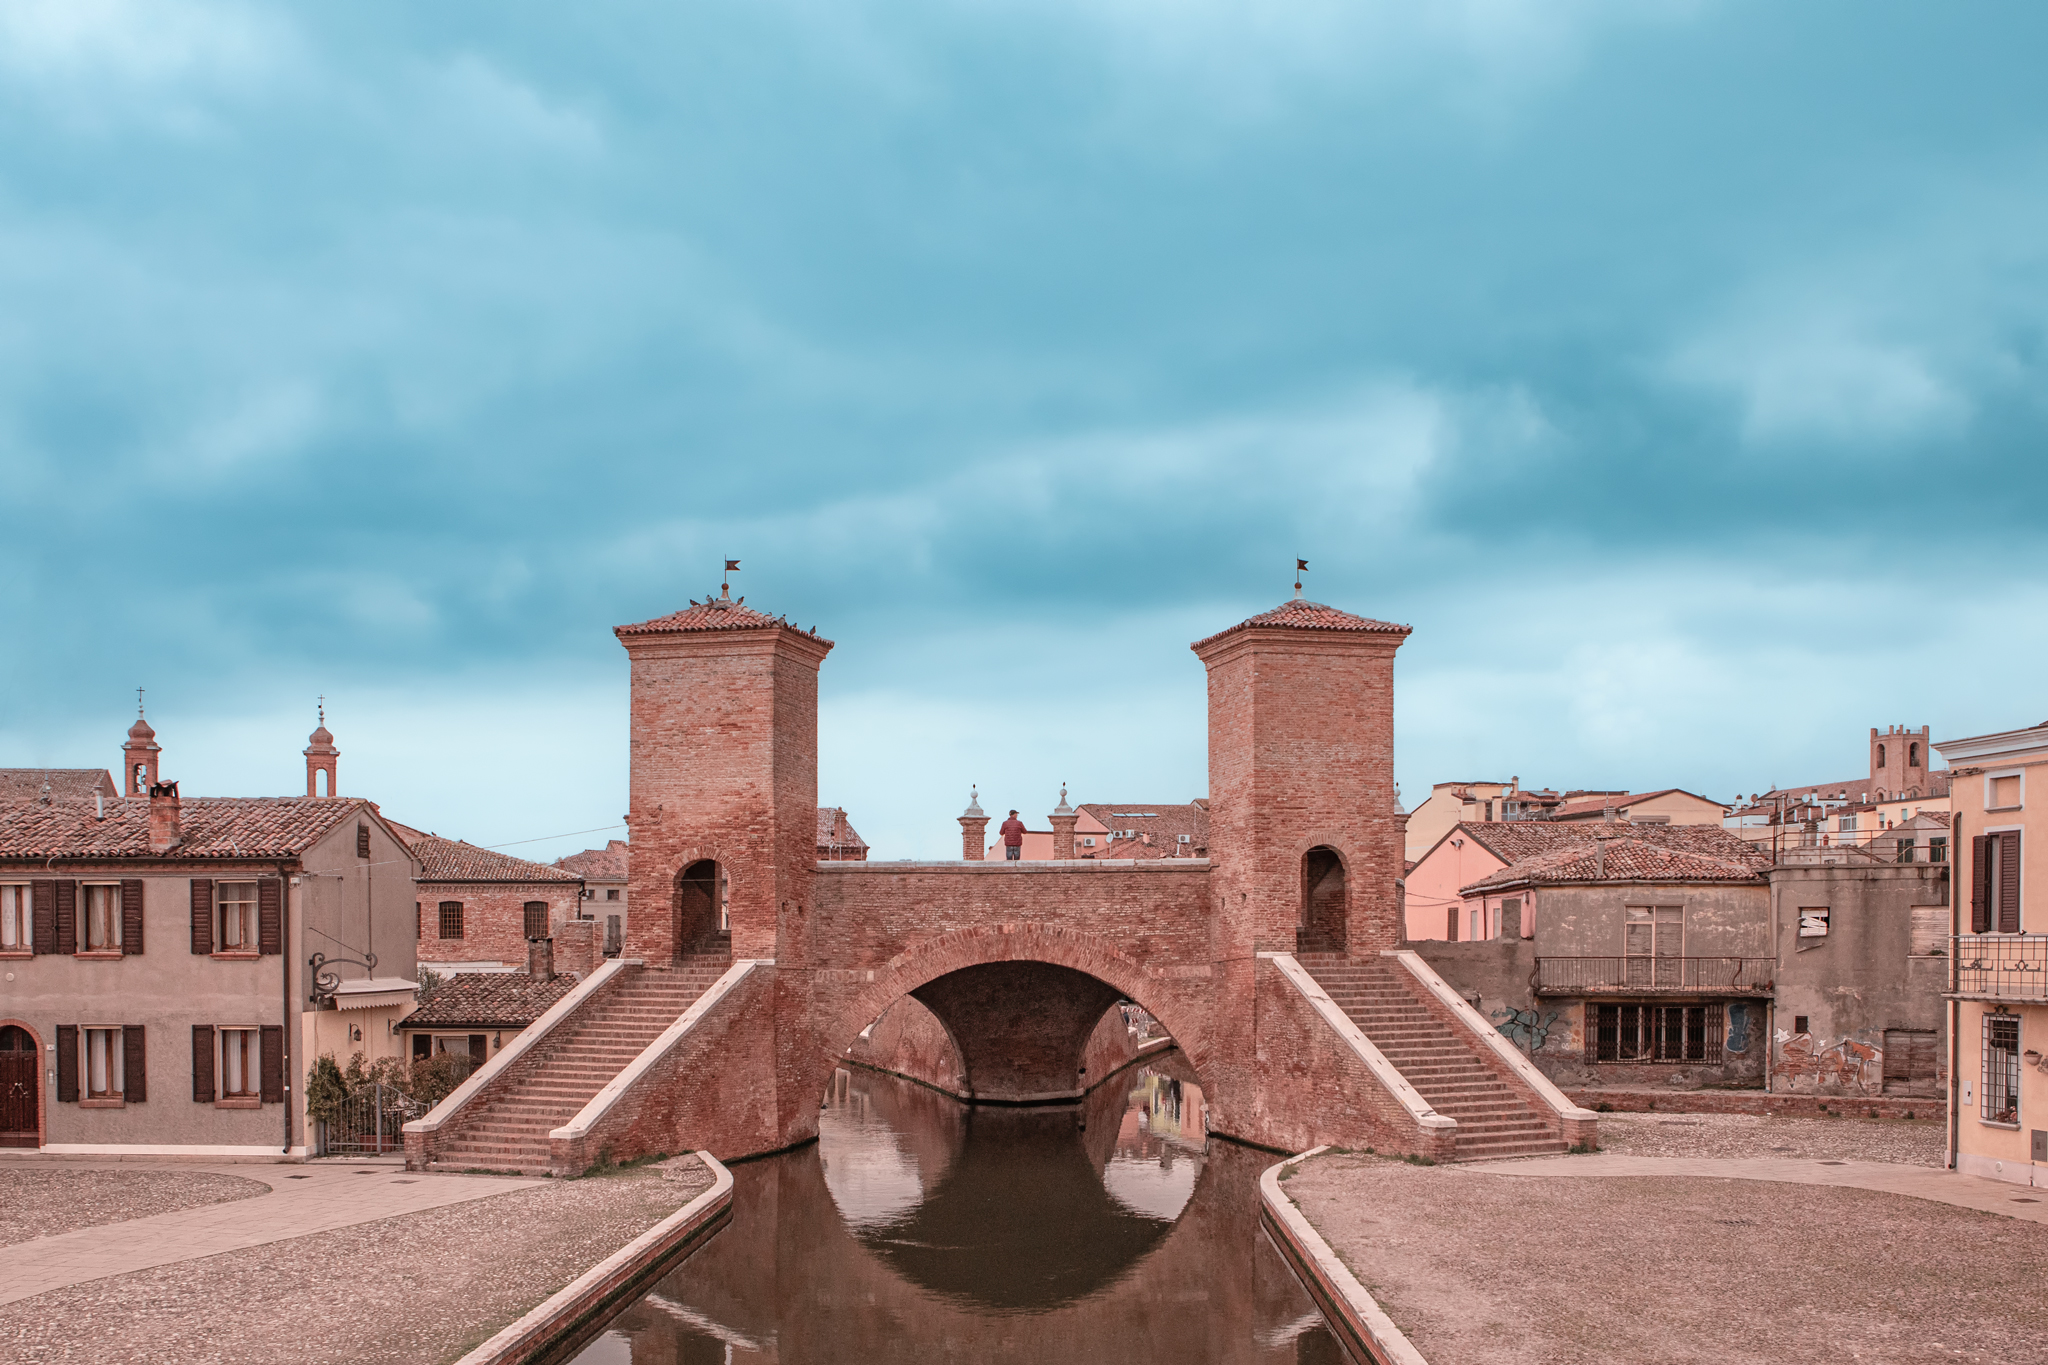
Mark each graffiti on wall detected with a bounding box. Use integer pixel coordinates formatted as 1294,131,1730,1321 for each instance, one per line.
1772,1031,1882,1093
1492,1005,1562,1055
1726,1002,1751,1054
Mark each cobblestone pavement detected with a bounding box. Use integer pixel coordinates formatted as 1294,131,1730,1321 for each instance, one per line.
0,1158,718,1365
1284,1153,2048,1365
0,1161,540,1304
0,1168,268,1246
1593,1110,1947,1166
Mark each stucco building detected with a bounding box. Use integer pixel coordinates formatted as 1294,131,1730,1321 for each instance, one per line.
0,714,418,1156
1937,719,2048,1187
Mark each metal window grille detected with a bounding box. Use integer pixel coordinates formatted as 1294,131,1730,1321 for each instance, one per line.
1588,1003,1724,1064
1983,1014,2021,1124
438,901,464,940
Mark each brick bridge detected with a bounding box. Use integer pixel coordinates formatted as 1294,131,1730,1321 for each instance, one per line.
407,590,1597,1173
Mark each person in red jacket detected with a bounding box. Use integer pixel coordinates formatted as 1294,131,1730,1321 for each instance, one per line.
999,810,1026,861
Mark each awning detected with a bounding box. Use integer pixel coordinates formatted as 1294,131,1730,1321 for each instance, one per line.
331,976,420,1011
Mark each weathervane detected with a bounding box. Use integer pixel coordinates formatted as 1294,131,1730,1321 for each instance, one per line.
317,695,325,725
136,685,145,717
1294,558,1308,600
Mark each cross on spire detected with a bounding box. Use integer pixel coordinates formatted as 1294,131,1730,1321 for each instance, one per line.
136,685,145,717
317,694,325,724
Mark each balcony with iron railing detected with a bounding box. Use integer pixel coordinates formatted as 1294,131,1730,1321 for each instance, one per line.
1535,956,1775,996
1952,934,2048,1001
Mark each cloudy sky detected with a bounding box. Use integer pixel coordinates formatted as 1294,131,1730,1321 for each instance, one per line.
2,1,2043,861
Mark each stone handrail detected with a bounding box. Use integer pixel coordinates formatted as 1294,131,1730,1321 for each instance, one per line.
1260,1148,1431,1365
549,959,770,1151
406,957,642,1138
1263,952,1458,1143
1383,949,1600,1140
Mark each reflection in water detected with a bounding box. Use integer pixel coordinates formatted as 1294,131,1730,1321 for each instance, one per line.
576,1062,1341,1363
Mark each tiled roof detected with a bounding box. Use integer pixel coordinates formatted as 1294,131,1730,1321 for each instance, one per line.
1076,802,1209,857
816,808,868,854
401,971,579,1029
1756,771,1951,804
1190,599,1411,651
1460,826,1771,893
407,833,580,884
616,594,833,646
0,796,369,861
0,769,119,803
1545,788,1728,820
556,839,629,882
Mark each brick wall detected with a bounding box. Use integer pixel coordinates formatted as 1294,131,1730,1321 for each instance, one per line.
416,882,584,967
620,628,829,966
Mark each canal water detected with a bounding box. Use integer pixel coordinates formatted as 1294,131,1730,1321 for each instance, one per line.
572,1061,1343,1364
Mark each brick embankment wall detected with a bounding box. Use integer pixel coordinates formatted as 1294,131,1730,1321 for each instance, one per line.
1244,957,1454,1160
1568,1087,1944,1121
842,996,968,1098
551,968,781,1173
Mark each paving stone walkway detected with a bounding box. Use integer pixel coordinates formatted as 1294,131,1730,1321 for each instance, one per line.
0,1160,539,1305
1462,1152,2048,1225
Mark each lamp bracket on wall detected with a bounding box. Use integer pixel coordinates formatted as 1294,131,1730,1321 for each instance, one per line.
309,950,379,1004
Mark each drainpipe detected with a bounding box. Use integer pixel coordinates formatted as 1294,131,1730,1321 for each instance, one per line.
281,858,294,1157
1948,810,1962,1171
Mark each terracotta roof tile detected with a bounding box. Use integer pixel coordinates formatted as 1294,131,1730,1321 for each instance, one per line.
816,808,868,855
1545,788,1728,820
0,770,119,803
1191,598,1410,652
1459,826,1770,893
401,971,579,1029
1075,802,1209,857
616,595,833,646
406,833,580,884
0,796,370,862
555,839,629,881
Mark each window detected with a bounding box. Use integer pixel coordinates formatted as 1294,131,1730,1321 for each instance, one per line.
1972,832,2023,934
357,824,371,859
220,1029,258,1099
1983,1014,2020,1124
1798,907,1830,938
1623,905,1682,984
217,882,258,951
438,902,464,940
1877,744,1887,770
1588,1003,1723,1064
605,888,620,901
0,885,26,950
523,902,549,939
1839,814,1859,833
85,1027,124,1098
82,884,121,950
1792,1015,1810,1035
1929,837,1948,864
1909,742,1921,768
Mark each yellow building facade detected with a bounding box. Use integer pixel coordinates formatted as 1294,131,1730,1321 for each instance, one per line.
1936,721,2048,1187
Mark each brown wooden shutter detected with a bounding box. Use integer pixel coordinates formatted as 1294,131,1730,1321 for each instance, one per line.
192,1025,216,1102
357,824,371,859
121,879,144,955
1583,1004,1599,1064
123,1025,146,1102
55,1025,77,1102
467,1034,487,1064
523,902,549,939
190,879,214,954
1999,831,2022,934
258,878,283,955
415,902,423,941
54,880,77,954
31,879,56,954
1972,834,1992,933
259,1025,284,1104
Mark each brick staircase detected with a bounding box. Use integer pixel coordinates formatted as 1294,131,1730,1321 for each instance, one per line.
425,958,733,1173
1297,954,1567,1161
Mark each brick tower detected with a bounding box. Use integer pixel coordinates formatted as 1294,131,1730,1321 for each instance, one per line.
1192,596,1412,958
122,707,159,797
615,586,833,965
303,703,339,797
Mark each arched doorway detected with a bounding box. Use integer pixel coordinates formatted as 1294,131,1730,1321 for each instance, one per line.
674,860,730,958
1299,846,1347,953
0,1024,39,1148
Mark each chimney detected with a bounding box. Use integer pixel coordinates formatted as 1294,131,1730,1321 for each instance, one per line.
148,780,182,853
1601,801,1614,823
528,936,555,981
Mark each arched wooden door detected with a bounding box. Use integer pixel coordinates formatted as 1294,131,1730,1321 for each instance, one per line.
0,1025,39,1148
